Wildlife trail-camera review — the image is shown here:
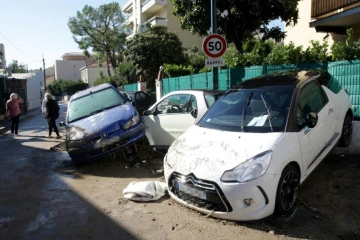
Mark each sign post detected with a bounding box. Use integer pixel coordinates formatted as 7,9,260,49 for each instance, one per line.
202,33,227,80
210,0,218,90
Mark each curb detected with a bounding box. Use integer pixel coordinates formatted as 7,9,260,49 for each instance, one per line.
0,110,41,135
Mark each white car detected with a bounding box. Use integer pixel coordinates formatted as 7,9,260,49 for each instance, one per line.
143,90,223,150
164,70,353,221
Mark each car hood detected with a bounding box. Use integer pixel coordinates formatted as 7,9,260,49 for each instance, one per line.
165,125,284,181
67,103,135,140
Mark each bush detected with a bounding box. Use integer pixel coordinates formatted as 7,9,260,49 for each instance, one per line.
163,64,195,77
47,79,88,96
332,29,360,61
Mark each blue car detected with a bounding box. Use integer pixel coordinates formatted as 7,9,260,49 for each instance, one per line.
60,83,145,164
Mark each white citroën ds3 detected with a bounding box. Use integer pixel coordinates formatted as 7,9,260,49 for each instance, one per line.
164,70,353,221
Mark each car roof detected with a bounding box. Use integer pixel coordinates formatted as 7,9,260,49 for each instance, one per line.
168,89,224,94
230,70,328,90
70,83,114,100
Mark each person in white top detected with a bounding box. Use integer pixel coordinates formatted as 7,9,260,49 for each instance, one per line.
42,91,52,115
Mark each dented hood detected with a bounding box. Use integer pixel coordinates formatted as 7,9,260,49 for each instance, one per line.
67,103,135,140
165,125,283,181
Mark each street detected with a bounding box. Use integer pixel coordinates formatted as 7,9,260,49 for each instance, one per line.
0,103,359,240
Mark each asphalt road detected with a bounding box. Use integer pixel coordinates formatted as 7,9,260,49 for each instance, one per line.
0,103,136,240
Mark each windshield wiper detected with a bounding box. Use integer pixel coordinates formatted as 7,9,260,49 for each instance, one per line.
260,94,274,132
241,91,253,132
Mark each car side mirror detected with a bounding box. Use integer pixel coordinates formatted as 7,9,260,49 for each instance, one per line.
305,112,318,128
59,121,66,127
191,108,198,119
143,110,153,116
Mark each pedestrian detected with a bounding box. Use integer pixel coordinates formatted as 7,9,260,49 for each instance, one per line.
42,90,52,115
45,93,61,139
6,93,24,136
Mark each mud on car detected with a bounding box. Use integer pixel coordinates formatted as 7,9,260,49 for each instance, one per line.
164,70,353,221
60,83,145,164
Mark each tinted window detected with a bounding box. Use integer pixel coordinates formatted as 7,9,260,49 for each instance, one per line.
139,92,148,100
135,92,142,101
156,94,191,114
68,88,126,123
198,88,294,133
296,81,327,128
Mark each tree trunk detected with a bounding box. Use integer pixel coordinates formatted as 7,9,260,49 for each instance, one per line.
106,53,112,77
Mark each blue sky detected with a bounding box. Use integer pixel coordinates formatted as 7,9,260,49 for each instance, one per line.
0,0,283,70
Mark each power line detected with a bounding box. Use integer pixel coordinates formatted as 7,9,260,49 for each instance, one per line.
0,32,42,63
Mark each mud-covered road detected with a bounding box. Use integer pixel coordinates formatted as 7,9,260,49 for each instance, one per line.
0,103,359,240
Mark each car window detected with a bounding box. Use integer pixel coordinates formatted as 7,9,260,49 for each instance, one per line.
135,92,142,101
68,87,126,123
156,94,191,114
186,95,197,112
198,88,294,133
139,92,148,100
296,81,327,129
204,92,223,108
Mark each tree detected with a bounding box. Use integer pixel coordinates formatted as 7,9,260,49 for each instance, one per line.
68,2,126,76
170,0,301,51
7,60,27,73
124,25,187,89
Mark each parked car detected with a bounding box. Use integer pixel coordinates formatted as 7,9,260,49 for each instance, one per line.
164,70,353,221
60,84,145,164
119,91,151,116
143,90,224,150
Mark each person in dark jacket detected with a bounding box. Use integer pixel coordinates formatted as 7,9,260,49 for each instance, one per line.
45,93,61,139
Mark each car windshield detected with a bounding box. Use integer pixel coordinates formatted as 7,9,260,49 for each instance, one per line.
68,87,126,123
204,92,223,108
198,87,294,133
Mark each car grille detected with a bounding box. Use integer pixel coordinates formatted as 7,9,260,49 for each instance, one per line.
87,138,129,156
169,172,232,213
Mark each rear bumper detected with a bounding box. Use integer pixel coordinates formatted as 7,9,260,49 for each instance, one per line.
67,120,145,162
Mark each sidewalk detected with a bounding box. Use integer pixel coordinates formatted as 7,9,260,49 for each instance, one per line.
0,108,41,135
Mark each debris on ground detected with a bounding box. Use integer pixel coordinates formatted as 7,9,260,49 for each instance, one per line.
123,181,168,202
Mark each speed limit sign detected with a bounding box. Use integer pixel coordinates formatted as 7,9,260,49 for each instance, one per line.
202,34,227,58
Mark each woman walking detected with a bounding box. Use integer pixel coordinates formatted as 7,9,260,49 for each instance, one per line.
45,93,61,139
6,93,24,135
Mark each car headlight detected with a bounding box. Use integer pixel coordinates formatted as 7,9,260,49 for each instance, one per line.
123,113,140,130
221,151,273,183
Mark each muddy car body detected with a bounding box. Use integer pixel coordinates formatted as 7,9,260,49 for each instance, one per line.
61,83,145,164
164,70,353,221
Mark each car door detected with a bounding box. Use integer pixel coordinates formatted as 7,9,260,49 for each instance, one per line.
296,81,334,175
134,92,145,113
138,91,150,113
145,94,197,148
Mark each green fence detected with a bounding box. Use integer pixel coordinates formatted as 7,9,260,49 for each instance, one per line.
122,60,360,117
124,83,137,91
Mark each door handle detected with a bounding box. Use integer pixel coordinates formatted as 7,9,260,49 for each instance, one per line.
328,108,333,115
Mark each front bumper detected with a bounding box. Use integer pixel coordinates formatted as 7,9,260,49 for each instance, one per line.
166,171,280,221
67,119,145,162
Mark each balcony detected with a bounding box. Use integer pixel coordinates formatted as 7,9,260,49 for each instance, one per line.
141,17,168,32
123,0,133,13
310,0,360,33
141,0,167,14
123,13,134,26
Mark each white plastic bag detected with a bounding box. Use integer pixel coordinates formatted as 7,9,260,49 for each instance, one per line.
123,181,168,202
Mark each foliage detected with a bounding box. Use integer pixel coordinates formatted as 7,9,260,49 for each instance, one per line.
184,46,207,73
47,79,88,96
332,29,360,61
68,2,126,75
93,71,117,88
124,25,187,90
164,64,194,77
7,60,27,73
198,66,211,73
116,61,135,84
170,0,301,51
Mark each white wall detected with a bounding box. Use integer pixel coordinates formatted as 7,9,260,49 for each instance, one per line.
26,70,44,111
54,59,86,81
81,67,114,87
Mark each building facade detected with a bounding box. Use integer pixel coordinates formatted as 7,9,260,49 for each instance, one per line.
122,0,203,48
54,52,95,81
285,0,360,49
80,63,114,87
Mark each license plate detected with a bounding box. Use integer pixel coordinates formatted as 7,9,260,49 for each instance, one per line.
175,181,207,200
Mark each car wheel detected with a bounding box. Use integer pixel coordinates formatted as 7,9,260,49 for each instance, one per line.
274,164,300,218
338,113,353,147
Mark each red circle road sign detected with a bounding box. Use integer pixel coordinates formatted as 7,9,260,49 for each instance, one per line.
202,34,227,58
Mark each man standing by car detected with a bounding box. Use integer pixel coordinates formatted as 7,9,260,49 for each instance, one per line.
45,93,61,139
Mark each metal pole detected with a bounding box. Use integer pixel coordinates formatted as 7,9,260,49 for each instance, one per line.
211,0,218,90
42,54,46,90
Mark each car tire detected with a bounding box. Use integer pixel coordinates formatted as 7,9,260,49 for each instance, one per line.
274,164,300,218
338,113,353,148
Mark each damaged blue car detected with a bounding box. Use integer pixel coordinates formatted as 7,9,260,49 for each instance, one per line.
60,83,145,164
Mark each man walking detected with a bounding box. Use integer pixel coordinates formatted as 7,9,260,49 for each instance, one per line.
45,93,61,139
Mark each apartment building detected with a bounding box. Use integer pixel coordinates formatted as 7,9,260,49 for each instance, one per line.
285,0,360,48
54,52,95,81
80,63,114,87
122,0,203,48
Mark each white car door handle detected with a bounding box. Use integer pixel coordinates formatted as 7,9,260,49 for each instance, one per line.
328,108,333,115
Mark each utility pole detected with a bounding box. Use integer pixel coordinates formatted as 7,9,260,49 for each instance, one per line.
42,54,46,91
211,0,218,90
